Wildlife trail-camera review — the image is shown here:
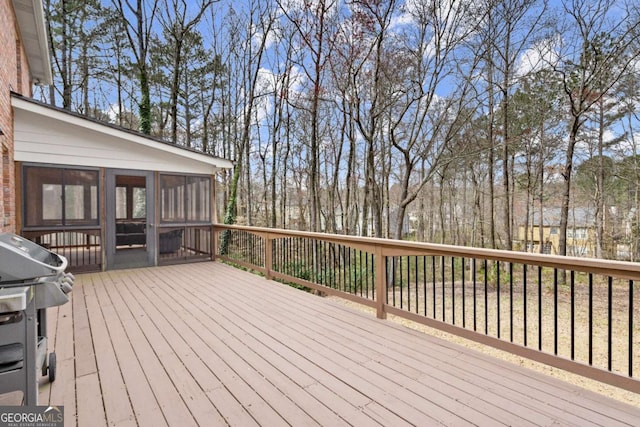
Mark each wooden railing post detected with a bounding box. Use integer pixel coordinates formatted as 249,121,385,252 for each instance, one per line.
265,233,273,280
375,246,386,319
212,226,218,261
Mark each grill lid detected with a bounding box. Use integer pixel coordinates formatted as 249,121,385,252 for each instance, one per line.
0,233,67,283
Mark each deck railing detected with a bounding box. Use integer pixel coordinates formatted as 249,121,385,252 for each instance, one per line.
158,225,213,264
213,224,640,393
23,228,102,272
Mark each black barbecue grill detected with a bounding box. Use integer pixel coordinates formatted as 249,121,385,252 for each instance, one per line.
0,232,73,405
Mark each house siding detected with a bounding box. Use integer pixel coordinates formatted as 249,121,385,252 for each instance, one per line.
13,101,224,175
0,1,32,233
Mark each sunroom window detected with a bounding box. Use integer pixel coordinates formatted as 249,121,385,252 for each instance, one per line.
24,166,99,227
160,174,210,223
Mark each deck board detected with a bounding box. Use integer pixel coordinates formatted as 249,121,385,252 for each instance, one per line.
29,262,640,426
194,268,528,426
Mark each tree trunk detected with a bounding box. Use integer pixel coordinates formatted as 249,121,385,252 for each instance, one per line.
559,118,581,257
595,98,605,258
501,43,512,250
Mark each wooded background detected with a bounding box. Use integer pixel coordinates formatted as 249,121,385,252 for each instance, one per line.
40,0,640,259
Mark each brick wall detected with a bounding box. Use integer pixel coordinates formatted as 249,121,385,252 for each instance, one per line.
0,2,31,233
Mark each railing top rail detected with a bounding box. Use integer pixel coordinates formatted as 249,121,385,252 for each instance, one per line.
213,224,640,280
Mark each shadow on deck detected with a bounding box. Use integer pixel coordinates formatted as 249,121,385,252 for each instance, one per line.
34,262,640,426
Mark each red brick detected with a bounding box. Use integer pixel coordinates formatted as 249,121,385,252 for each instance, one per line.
0,1,33,233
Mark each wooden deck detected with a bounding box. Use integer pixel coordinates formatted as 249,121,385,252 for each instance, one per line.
34,262,640,426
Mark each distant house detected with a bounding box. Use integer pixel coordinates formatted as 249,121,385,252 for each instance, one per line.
2,1,232,272
517,208,595,257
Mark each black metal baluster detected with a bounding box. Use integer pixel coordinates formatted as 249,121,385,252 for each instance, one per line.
392,256,397,306
312,239,316,282
608,276,613,371
423,256,427,317
539,266,543,351
352,247,356,294
291,237,295,276
348,247,353,294
304,238,308,279
629,280,633,378
462,258,466,328
286,237,290,275
497,261,501,339
305,238,310,281
314,239,319,284
236,231,240,259
370,253,375,300
300,237,304,277
321,240,326,287
80,233,85,267
288,237,292,276
571,271,575,360
415,256,419,314
432,256,436,318
523,264,527,347
554,268,558,355
332,242,336,289
484,259,488,335
343,245,348,292
509,262,513,342
452,257,456,325
589,273,593,366
473,258,477,331
442,256,446,322
400,257,404,309
406,256,411,312
354,249,358,296
385,257,389,303
273,239,278,272
340,245,344,291
234,231,238,260
342,245,347,292
365,251,369,297
358,249,362,295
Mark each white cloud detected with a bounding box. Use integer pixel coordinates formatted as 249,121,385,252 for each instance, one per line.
516,36,561,77
277,0,338,19
252,65,306,126
105,104,119,122
613,131,640,157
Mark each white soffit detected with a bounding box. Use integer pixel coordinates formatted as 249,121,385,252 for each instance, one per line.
12,0,52,85
12,96,233,174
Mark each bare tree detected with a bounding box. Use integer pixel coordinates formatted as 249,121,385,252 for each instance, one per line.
493,0,548,250
386,0,482,240
113,0,160,134
45,0,104,110
221,0,275,227
551,0,640,257
276,0,337,232
157,0,214,143
343,0,397,237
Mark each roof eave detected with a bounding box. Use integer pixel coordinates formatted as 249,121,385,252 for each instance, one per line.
11,95,234,172
13,0,53,86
